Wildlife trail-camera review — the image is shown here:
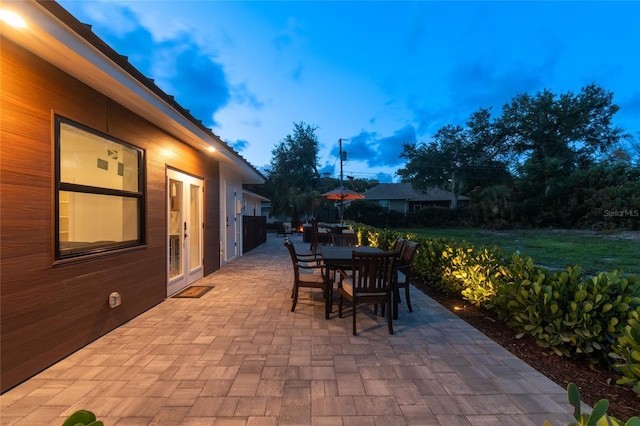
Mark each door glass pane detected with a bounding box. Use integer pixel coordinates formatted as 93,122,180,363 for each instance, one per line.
169,179,183,279
189,183,201,270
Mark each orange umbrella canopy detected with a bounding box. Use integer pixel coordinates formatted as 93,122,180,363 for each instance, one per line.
320,186,365,201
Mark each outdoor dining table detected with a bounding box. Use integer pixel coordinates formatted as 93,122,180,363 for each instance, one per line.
325,224,352,234
319,245,384,319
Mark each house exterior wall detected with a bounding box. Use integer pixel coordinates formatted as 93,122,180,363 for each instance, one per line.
0,37,221,392
244,198,262,217
389,200,408,213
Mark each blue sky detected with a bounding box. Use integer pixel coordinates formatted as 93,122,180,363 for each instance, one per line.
58,1,640,182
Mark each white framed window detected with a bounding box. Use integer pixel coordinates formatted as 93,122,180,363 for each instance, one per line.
55,116,145,260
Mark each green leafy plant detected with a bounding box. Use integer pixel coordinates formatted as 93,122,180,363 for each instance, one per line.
410,237,452,288
544,382,640,426
61,409,103,426
452,246,503,306
490,258,640,364
489,255,554,343
351,222,640,368
610,309,640,397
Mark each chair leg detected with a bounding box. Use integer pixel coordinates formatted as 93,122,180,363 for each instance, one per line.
338,294,343,318
291,285,298,312
386,300,394,334
405,284,413,312
352,302,357,336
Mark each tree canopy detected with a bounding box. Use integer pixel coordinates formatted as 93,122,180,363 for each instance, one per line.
398,108,511,208
255,83,636,230
398,84,625,209
264,122,322,220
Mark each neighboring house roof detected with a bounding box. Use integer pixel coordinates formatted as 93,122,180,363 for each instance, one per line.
4,1,264,184
364,183,470,202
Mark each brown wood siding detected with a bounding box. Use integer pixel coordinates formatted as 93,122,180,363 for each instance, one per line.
0,37,221,393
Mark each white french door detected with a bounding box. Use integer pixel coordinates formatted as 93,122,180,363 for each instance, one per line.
167,169,204,296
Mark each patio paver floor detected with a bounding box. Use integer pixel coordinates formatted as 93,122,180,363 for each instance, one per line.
0,234,577,425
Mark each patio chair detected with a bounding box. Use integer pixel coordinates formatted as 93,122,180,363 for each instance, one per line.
284,238,326,312
337,249,400,335
310,218,331,253
331,232,357,247
370,237,404,318
394,240,420,314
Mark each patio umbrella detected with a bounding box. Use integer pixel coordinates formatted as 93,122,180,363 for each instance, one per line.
320,186,365,201
320,186,365,223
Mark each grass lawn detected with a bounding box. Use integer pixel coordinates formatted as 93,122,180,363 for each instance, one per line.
404,228,640,276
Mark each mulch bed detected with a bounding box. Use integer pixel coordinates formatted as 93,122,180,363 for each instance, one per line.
413,281,640,420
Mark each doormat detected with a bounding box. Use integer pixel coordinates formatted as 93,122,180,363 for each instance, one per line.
172,286,215,298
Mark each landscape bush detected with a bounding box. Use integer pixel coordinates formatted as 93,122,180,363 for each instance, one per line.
491,262,640,364
470,163,640,230
344,200,406,229
405,206,472,228
544,382,640,425
441,245,504,305
349,222,640,394
610,309,640,397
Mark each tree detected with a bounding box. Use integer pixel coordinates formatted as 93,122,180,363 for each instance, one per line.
397,108,510,208
343,177,378,193
397,125,463,208
497,84,624,195
265,122,322,222
294,190,321,222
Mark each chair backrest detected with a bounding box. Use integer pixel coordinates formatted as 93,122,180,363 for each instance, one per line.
285,238,312,278
332,233,357,247
399,241,419,267
350,250,399,295
310,218,329,252
284,238,298,269
393,238,405,253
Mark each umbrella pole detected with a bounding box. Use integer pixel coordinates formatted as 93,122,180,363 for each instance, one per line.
339,138,344,224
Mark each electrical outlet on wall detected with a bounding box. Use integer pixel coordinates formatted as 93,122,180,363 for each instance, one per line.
109,292,121,308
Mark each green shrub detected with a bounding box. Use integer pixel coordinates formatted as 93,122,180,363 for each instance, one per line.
441,245,504,306
610,309,640,397
351,224,402,250
406,206,472,228
345,201,407,228
349,222,640,368
62,410,103,426
490,255,562,349
544,382,640,426
491,261,640,363
409,237,450,287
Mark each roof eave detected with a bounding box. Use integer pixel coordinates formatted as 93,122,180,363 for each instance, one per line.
3,0,264,184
